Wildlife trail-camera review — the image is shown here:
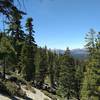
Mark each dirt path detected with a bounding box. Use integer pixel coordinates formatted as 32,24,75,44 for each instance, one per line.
0,94,10,100
0,86,52,100
22,85,51,100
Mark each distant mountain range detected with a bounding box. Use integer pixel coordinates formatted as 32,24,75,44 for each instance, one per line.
71,49,88,59
52,48,88,59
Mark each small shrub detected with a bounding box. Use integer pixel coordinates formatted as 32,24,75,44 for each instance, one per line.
0,80,26,98
10,74,27,85
31,87,36,94
44,98,49,100
26,83,36,94
0,80,17,96
0,80,9,95
6,81,17,96
42,90,57,100
16,89,26,98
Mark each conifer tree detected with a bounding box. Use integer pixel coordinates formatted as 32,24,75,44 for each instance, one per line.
74,60,84,100
48,50,55,87
0,36,15,79
20,17,36,81
38,46,48,87
59,48,76,99
81,29,100,100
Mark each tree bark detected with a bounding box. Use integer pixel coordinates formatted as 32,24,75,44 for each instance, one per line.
3,57,6,80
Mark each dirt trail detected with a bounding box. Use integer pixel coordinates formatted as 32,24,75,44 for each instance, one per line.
0,94,10,100
22,85,51,100
0,86,52,100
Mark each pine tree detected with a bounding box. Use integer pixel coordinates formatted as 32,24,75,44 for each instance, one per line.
38,46,49,87
59,48,76,99
0,36,15,79
55,53,62,87
34,47,41,81
48,50,56,87
81,29,100,100
3,5,26,73
74,60,84,100
25,18,36,45
20,17,36,81
0,0,25,21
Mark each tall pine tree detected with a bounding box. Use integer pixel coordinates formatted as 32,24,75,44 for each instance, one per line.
20,17,36,81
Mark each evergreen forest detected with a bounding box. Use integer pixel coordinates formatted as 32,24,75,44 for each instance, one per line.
0,0,100,100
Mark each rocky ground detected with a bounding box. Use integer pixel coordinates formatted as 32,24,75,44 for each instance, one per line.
0,85,52,100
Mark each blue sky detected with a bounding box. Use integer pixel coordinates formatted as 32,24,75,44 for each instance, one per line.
2,0,100,50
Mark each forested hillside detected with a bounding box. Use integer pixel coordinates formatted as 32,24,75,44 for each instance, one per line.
0,0,100,100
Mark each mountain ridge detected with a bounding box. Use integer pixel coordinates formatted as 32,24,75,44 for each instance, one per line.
51,48,88,59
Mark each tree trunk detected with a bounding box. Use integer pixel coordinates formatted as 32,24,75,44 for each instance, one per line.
77,96,80,100
76,90,80,100
67,92,70,100
3,57,6,80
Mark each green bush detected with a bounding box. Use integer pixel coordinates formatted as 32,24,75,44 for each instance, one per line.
0,80,26,98
44,98,49,100
25,83,36,94
0,80,17,96
16,89,26,98
42,90,57,100
0,80,9,95
10,74,27,85
5,81,17,96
